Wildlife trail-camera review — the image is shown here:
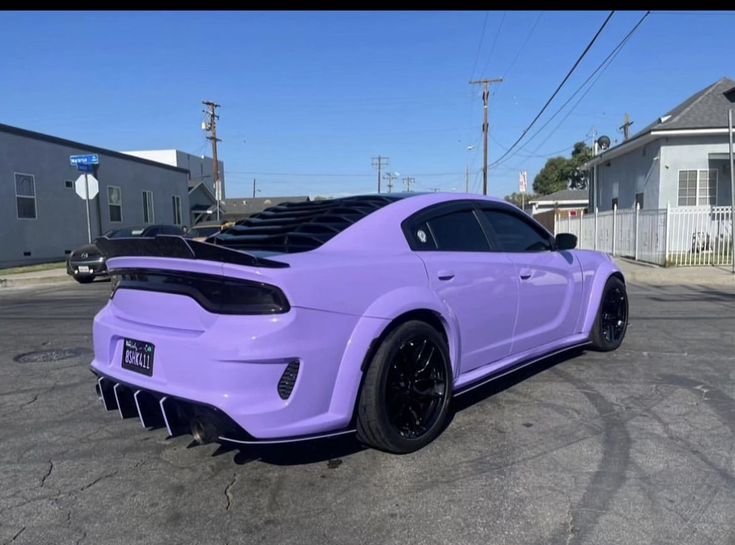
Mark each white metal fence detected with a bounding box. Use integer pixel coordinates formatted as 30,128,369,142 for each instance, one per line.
554,205,733,267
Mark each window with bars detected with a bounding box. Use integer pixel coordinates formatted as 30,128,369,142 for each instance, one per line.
108,186,122,222
15,173,37,219
142,190,154,223
678,169,717,206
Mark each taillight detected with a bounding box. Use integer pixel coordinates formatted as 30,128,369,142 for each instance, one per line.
110,268,289,315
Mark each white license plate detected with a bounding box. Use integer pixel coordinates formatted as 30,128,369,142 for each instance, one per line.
78,266,90,273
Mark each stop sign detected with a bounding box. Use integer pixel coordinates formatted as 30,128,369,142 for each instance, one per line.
74,174,99,200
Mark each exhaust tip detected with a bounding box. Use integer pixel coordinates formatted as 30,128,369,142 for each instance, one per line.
191,418,218,445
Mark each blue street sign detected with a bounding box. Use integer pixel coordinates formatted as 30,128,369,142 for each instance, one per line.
77,163,95,173
70,154,100,166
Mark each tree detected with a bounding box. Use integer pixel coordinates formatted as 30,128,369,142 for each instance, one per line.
569,141,593,190
533,156,571,195
531,141,593,195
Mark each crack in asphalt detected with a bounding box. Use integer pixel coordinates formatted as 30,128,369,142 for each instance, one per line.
79,470,118,492
40,461,53,488
224,473,237,511
6,527,25,544
74,530,87,545
564,507,576,545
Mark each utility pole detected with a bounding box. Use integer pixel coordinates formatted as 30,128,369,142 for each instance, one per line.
403,177,416,192
383,172,397,193
465,165,470,193
202,100,222,221
469,78,503,195
619,113,634,140
252,178,257,199
372,156,389,193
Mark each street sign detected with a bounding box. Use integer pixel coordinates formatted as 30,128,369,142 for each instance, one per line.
75,174,99,200
70,154,100,166
77,163,95,173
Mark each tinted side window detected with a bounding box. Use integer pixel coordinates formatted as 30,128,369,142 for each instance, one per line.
409,221,437,250
482,210,552,252
427,210,489,252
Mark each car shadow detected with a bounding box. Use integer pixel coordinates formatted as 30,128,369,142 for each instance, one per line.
449,346,587,415
212,434,366,467
210,346,586,467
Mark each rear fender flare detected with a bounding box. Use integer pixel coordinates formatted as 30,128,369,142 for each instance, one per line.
580,260,625,335
326,287,460,426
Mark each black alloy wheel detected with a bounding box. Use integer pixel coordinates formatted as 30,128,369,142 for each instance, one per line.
590,276,628,351
356,320,452,453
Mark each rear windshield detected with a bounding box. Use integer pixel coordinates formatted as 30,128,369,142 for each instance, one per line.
209,195,402,253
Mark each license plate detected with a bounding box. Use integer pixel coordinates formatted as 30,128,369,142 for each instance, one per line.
78,266,90,273
121,338,155,376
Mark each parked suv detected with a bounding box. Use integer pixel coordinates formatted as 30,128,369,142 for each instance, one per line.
67,225,186,283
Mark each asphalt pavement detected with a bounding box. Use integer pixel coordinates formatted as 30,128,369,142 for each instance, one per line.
0,279,734,545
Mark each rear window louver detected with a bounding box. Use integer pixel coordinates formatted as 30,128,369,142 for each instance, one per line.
210,195,400,253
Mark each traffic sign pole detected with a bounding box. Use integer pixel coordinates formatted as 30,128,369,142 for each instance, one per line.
84,174,92,243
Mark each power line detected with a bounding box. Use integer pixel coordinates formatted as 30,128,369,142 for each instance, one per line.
522,11,651,158
504,11,651,162
479,11,506,76
490,10,615,167
502,11,544,78
469,12,490,81
225,170,469,178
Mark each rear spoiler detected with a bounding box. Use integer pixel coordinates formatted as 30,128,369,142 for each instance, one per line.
95,235,290,269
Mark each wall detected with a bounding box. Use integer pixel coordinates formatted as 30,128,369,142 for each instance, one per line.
594,140,661,212
0,131,190,267
658,135,733,207
176,151,226,199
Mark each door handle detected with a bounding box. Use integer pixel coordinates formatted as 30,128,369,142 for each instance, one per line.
519,269,532,280
437,270,455,281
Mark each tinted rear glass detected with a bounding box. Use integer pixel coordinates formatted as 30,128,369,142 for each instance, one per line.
210,195,404,253
427,210,489,252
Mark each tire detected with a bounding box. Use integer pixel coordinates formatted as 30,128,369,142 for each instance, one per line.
590,275,628,351
74,275,94,284
356,320,452,454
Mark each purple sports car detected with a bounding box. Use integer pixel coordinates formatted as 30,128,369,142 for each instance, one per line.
91,193,627,453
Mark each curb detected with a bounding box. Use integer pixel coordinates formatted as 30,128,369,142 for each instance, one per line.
0,274,74,289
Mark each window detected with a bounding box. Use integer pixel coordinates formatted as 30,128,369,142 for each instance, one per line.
108,186,122,223
426,209,489,252
172,195,182,225
142,190,154,223
15,173,36,219
482,209,553,252
65,180,73,189
678,169,718,206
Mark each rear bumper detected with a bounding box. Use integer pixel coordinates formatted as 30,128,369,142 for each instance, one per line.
93,370,356,444
91,290,387,439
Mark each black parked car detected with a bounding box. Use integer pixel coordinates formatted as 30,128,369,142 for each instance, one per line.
67,225,186,283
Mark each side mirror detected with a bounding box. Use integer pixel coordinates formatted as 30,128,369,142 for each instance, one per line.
555,233,577,250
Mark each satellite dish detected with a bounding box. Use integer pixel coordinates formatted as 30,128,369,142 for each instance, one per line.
597,135,611,150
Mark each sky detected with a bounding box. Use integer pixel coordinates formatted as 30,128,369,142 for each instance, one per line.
1,10,734,199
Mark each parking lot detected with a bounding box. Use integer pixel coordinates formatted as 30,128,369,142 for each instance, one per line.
1,279,734,545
